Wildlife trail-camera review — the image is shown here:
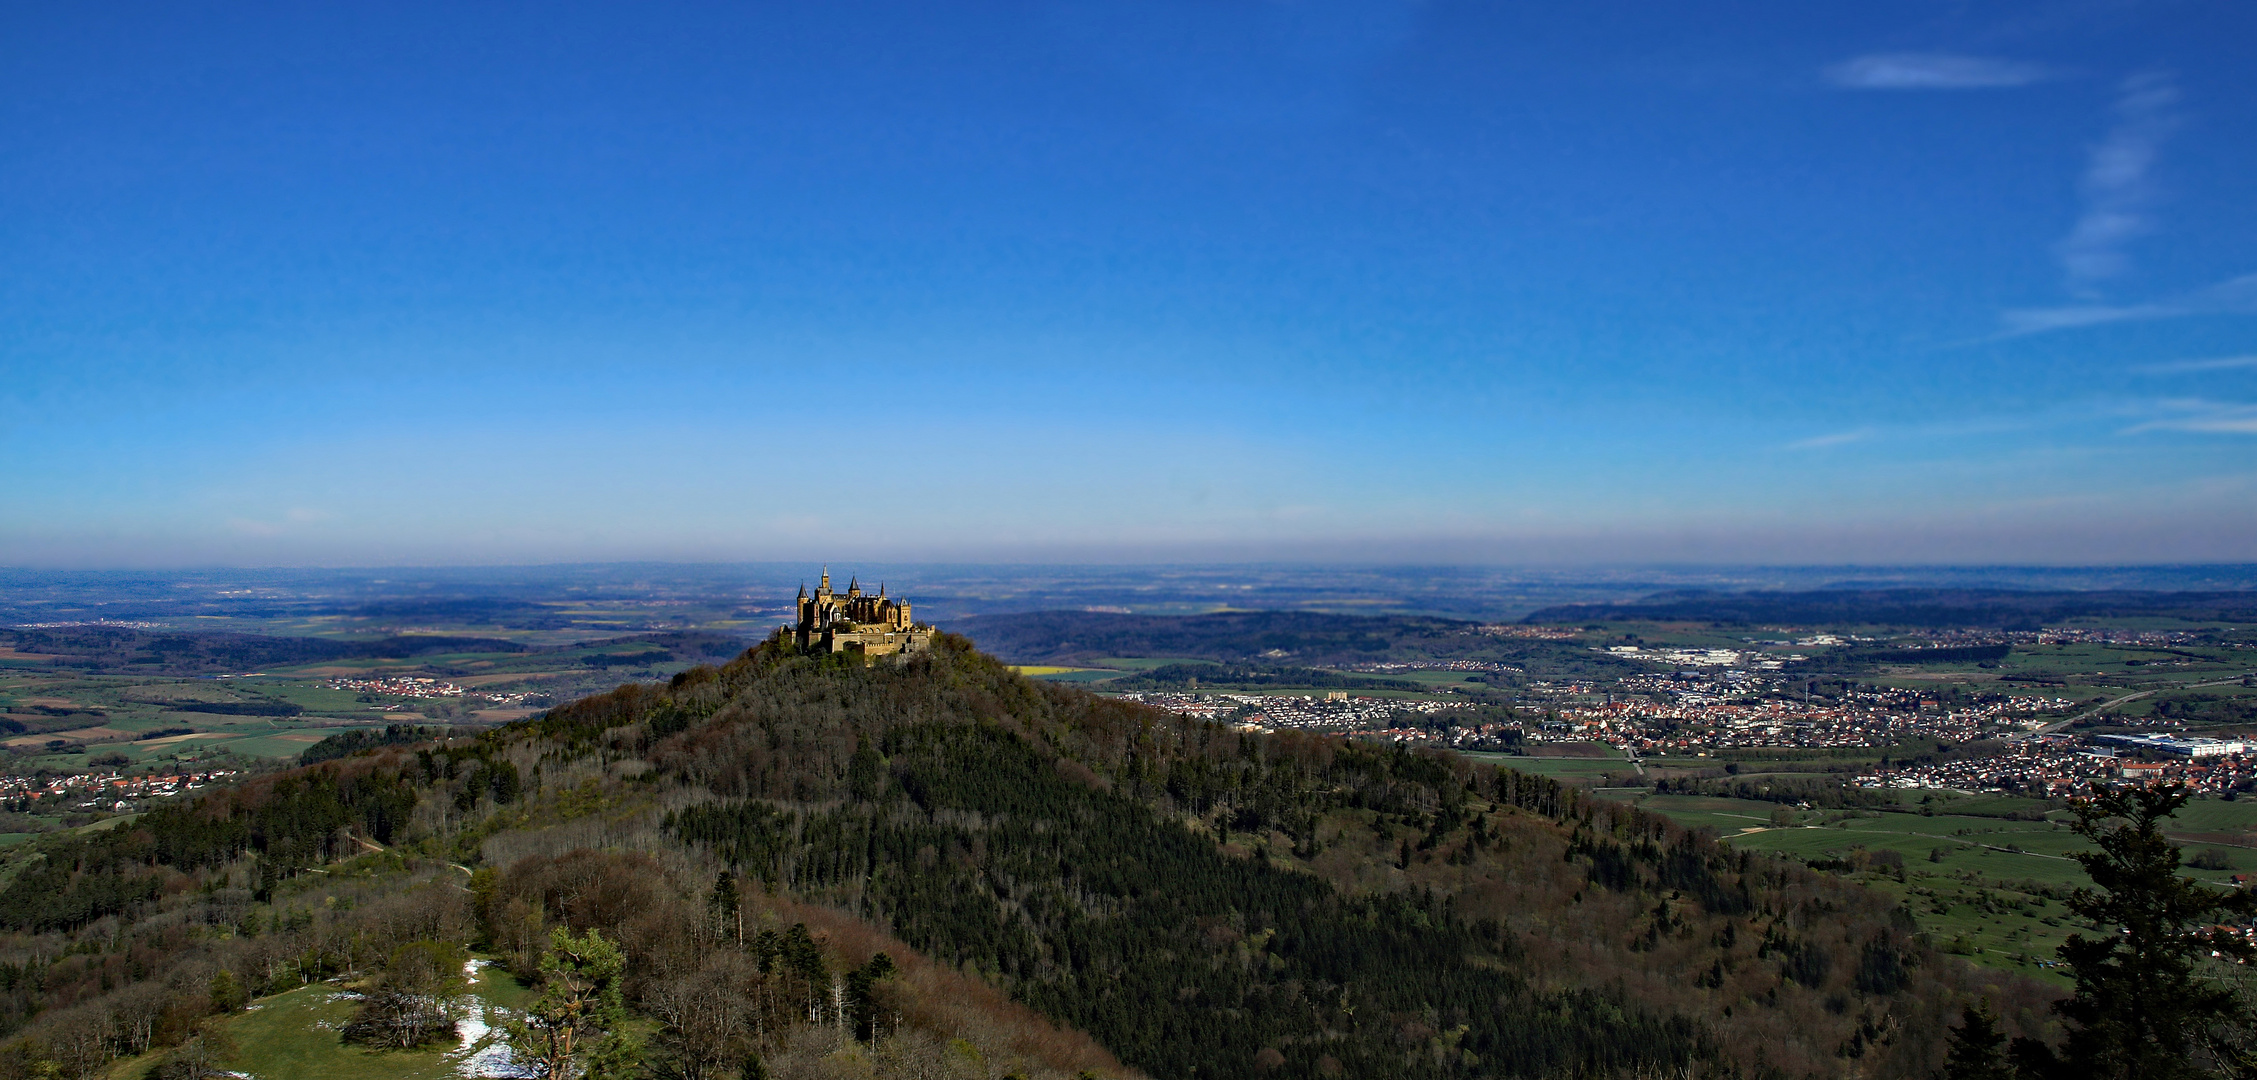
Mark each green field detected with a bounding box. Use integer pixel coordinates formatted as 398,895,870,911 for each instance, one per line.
108,960,533,1080
1085,656,1220,671
1025,669,1131,684
1609,790,2257,985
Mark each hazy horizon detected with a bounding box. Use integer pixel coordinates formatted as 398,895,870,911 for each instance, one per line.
9,561,2257,631
6,2,2254,566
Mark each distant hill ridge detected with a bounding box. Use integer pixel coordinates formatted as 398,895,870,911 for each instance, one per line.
0,626,752,675
950,609,1471,665
0,626,531,673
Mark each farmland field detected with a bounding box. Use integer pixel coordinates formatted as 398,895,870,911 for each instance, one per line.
1610,788,2255,985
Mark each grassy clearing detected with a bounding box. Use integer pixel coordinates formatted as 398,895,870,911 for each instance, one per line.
1615,790,2253,986
121,959,538,1080
218,984,461,1080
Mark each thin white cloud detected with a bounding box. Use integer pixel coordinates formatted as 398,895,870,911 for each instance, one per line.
2123,399,2257,435
1995,272,2257,338
1998,302,2178,335
2136,355,2257,375
2201,272,2257,309
2056,73,2179,296
1824,53,2053,90
1785,429,1874,450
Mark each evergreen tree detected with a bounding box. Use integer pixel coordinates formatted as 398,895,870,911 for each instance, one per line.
1937,1003,2012,1080
2019,783,2253,1080
847,952,897,1041
708,871,741,944
505,927,642,1079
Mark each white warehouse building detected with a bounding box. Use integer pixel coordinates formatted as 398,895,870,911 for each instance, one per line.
2093,733,2248,758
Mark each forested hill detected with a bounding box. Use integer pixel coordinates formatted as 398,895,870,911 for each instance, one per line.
541,635,2038,1077
0,634,2050,1079
1520,588,2257,628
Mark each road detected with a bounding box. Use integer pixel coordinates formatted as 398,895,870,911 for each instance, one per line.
2006,672,2254,742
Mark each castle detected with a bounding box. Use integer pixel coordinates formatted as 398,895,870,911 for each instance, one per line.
792,568,935,656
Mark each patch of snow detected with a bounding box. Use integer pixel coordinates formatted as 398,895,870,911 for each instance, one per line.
449,961,537,1079
451,1010,536,1079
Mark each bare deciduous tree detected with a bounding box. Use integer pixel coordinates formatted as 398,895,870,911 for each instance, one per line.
644,953,755,1080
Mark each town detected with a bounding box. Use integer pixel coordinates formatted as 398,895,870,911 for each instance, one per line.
1114,689,1477,730
326,674,470,697
1101,634,2257,800
1,767,238,813
327,675,538,708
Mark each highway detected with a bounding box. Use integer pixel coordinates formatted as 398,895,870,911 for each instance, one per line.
2006,672,2255,742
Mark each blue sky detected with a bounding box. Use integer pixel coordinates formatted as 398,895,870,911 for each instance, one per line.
4,1,2255,566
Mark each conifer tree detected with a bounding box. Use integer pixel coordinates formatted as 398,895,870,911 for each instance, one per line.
1937,1003,2012,1080
2016,783,2253,1080
506,927,642,1079
709,871,741,944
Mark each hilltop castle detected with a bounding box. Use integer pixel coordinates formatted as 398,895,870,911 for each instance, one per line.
792,568,934,656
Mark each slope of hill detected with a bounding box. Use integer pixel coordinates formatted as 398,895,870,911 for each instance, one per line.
0,634,2054,1079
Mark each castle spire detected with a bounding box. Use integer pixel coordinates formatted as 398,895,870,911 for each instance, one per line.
798,581,807,599
820,566,830,591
